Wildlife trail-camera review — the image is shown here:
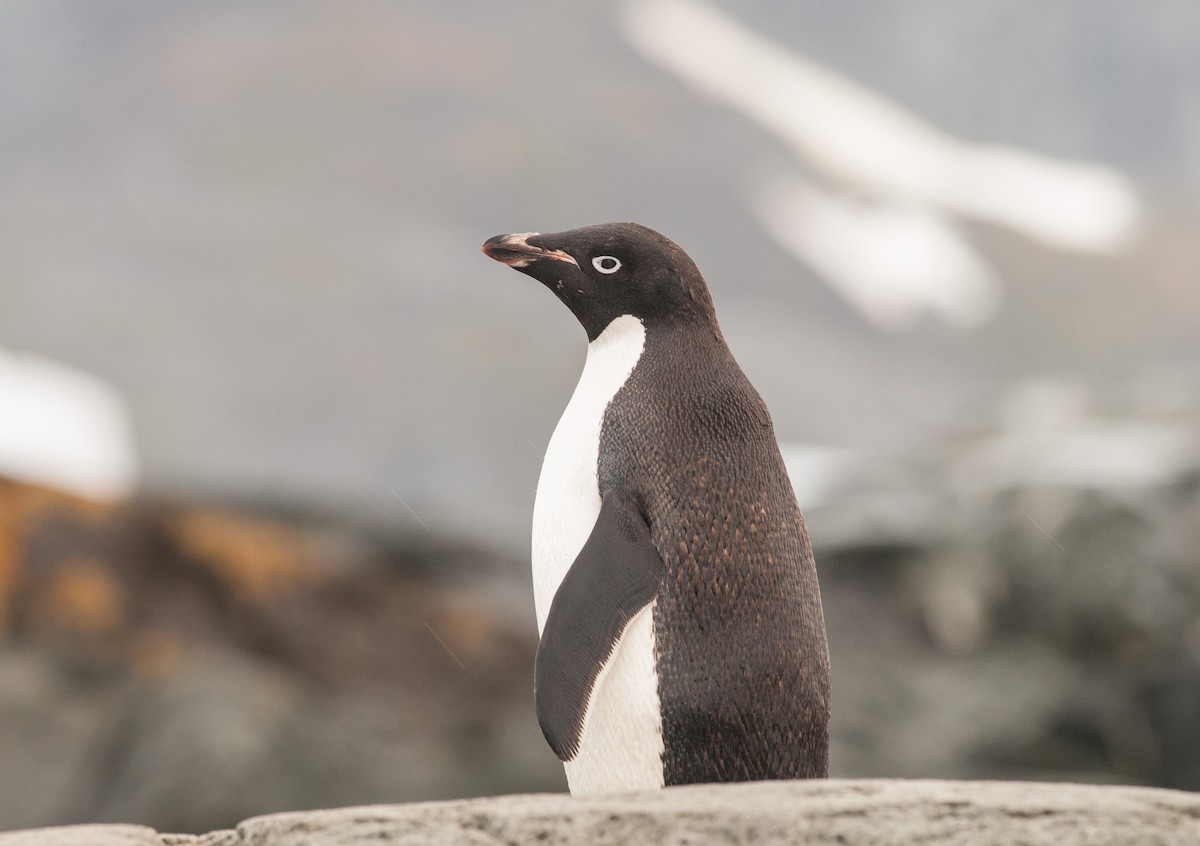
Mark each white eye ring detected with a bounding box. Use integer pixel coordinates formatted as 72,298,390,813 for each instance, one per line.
592,256,621,274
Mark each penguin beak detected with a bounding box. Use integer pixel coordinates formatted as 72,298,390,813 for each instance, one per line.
481,233,579,268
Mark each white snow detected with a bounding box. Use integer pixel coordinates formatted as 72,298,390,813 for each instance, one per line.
752,173,998,328
621,0,1142,328
0,345,139,499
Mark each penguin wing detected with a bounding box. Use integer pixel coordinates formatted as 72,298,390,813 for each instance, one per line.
535,491,664,761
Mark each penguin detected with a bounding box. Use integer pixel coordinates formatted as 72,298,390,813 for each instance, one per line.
481,222,830,794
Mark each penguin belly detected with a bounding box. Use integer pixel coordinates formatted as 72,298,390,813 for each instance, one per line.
531,315,665,793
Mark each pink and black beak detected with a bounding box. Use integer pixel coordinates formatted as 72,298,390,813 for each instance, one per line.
481,232,579,269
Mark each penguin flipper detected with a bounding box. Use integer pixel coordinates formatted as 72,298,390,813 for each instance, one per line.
535,492,664,762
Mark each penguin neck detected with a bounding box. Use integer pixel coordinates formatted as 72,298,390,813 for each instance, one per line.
585,314,647,367
586,309,723,351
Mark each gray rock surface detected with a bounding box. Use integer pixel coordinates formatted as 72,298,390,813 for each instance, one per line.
0,825,161,846
3,780,1199,846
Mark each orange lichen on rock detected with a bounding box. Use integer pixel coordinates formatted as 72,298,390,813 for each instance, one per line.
165,508,325,603
0,499,18,632
431,597,503,661
0,477,120,633
128,626,185,678
28,556,127,640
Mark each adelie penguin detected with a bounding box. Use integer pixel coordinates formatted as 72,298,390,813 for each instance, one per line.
481,222,830,794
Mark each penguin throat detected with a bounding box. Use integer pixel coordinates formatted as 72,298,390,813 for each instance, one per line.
587,314,647,363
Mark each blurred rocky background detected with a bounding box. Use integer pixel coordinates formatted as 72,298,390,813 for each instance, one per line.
1,0,1198,836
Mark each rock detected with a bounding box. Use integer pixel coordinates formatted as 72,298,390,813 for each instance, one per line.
0,824,160,846
805,389,1200,791
0,479,560,834
3,780,1199,846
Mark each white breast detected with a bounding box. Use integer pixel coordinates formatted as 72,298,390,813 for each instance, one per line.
531,314,647,632
531,314,665,794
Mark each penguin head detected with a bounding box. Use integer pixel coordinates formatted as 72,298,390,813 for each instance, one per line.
482,222,716,340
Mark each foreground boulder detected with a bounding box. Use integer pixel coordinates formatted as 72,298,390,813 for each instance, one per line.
2,779,1198,846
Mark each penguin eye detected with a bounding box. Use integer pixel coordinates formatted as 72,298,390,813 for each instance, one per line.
592,256,622,274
